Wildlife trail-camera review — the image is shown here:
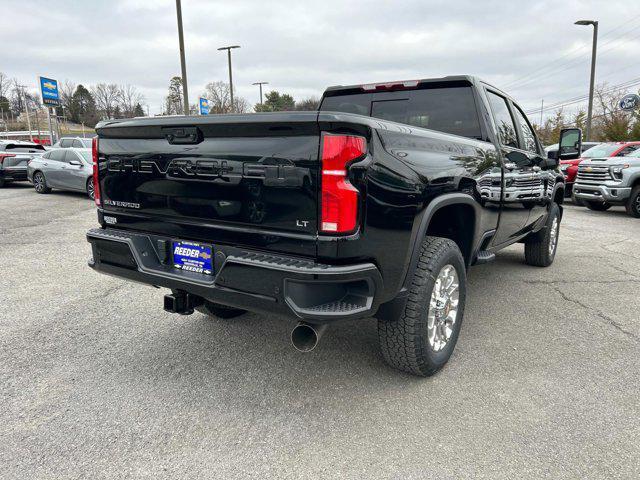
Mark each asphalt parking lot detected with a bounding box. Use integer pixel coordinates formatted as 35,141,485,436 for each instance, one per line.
1,184,638,479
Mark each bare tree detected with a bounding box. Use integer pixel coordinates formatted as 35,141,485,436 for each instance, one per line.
91,83,121,119
202,81,250,114
60,80,76,112
119,84,145,118
0,72,11,101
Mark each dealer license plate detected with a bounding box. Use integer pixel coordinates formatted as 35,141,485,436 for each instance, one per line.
172,241,213,275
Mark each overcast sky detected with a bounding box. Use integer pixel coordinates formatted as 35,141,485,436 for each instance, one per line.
1,0,638,119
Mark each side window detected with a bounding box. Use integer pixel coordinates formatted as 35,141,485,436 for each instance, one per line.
63,151,76,163
50,150,66,161
513,105,539,153
60,138,72,148
617,145,639,156
72,139,83,148
486,91,518,148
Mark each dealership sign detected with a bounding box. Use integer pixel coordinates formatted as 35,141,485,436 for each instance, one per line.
619,93,640,111
199,97,210,115
39,76,60,106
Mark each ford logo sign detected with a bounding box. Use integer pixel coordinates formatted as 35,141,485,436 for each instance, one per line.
619,93,640,111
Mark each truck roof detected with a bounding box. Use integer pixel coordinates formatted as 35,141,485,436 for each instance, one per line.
322,75,511,100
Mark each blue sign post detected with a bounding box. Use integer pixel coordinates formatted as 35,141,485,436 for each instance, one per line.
199,97,210,115
39,76,60,106
39,76,60,146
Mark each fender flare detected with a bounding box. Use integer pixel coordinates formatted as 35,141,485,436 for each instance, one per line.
375,193,483,323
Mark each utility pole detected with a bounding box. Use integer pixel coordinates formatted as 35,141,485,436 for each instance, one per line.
175,0,190,115
575,19,598,141
539,99,544,127
17,85,33,141
218,45,240,112
252,82,268,106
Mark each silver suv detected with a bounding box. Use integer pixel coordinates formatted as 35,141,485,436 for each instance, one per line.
573,148,640,217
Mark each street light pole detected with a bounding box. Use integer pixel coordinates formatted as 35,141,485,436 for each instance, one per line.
218,45,240,112
175,0,190,115
575,19,598,141
252,82,268,106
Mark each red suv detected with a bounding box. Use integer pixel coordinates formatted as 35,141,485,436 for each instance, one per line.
561,142,640,197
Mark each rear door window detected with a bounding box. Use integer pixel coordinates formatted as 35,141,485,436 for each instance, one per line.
60,138,73,148
486,91,518,148
72,139,83,148
49,150,66,162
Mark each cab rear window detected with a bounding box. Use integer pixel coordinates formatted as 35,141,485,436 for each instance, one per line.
320,86,482,139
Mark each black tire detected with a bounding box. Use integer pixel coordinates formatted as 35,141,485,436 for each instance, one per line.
524,202,560,267
624,186,640,218
195,300,247,319
377,236,466,377
86,177,95,200
585,201,611,211
33,171,51,194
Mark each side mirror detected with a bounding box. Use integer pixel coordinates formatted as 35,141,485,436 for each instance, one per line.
558,128,582,160
69,160,82,166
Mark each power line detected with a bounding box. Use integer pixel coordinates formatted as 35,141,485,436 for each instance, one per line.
502,14,640,90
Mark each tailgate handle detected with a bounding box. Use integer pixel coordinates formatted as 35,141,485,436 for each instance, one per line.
162,126,203,145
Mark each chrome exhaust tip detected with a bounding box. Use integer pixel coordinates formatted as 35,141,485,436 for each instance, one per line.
290,322,327,352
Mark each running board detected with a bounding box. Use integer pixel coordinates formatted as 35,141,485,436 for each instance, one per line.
474,250,496,265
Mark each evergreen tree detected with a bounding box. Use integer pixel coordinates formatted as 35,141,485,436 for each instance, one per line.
69,84,98,127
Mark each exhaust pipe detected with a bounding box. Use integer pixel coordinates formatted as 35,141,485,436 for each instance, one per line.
290,322,327,352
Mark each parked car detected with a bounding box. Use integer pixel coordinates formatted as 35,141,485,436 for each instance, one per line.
559,142,640,199
546,141,598,159
0,140,46,187
573,147,640,217
27,148,95,199
86,75,571,377
51,137,94,149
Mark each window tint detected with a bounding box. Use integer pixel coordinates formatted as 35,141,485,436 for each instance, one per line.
49,150,66,161
582,144,620,158
5,144,46,152
64,151,80,163
320,93,372,116
60,138,72,148
72,139,83,148
320,86,483,139
513,105,538,153
486,92,518,148
77,150,92,163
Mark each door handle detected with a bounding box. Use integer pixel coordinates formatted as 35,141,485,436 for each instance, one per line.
532,166,541,172
504,162,517,170
43,162,48,166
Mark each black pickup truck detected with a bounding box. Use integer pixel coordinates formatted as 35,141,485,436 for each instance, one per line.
87,76,580,376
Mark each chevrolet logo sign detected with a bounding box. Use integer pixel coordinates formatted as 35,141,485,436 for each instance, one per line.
584,166,593,172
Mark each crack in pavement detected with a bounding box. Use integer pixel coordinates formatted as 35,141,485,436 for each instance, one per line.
522,279,640,286
550,285,638,342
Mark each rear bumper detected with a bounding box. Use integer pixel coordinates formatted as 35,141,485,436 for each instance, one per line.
87,227,383,322
574,183,631,203
0,168,28,182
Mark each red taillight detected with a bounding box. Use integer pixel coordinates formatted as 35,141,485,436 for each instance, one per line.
92,137,101,206
0,153,16,164
320,134,366,234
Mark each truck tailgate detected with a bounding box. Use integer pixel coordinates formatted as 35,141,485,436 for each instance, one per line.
96,114,321,257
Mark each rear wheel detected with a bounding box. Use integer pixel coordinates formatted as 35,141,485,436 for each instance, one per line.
195,300,247,319
586,201,611,211
33,171,51,194
378,236,466,377
86,177,95,200
524,202,560,267
625,186,640,218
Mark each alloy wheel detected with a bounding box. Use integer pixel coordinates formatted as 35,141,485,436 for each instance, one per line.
427,264,460,352
548,216,559,256
34,173,45,193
